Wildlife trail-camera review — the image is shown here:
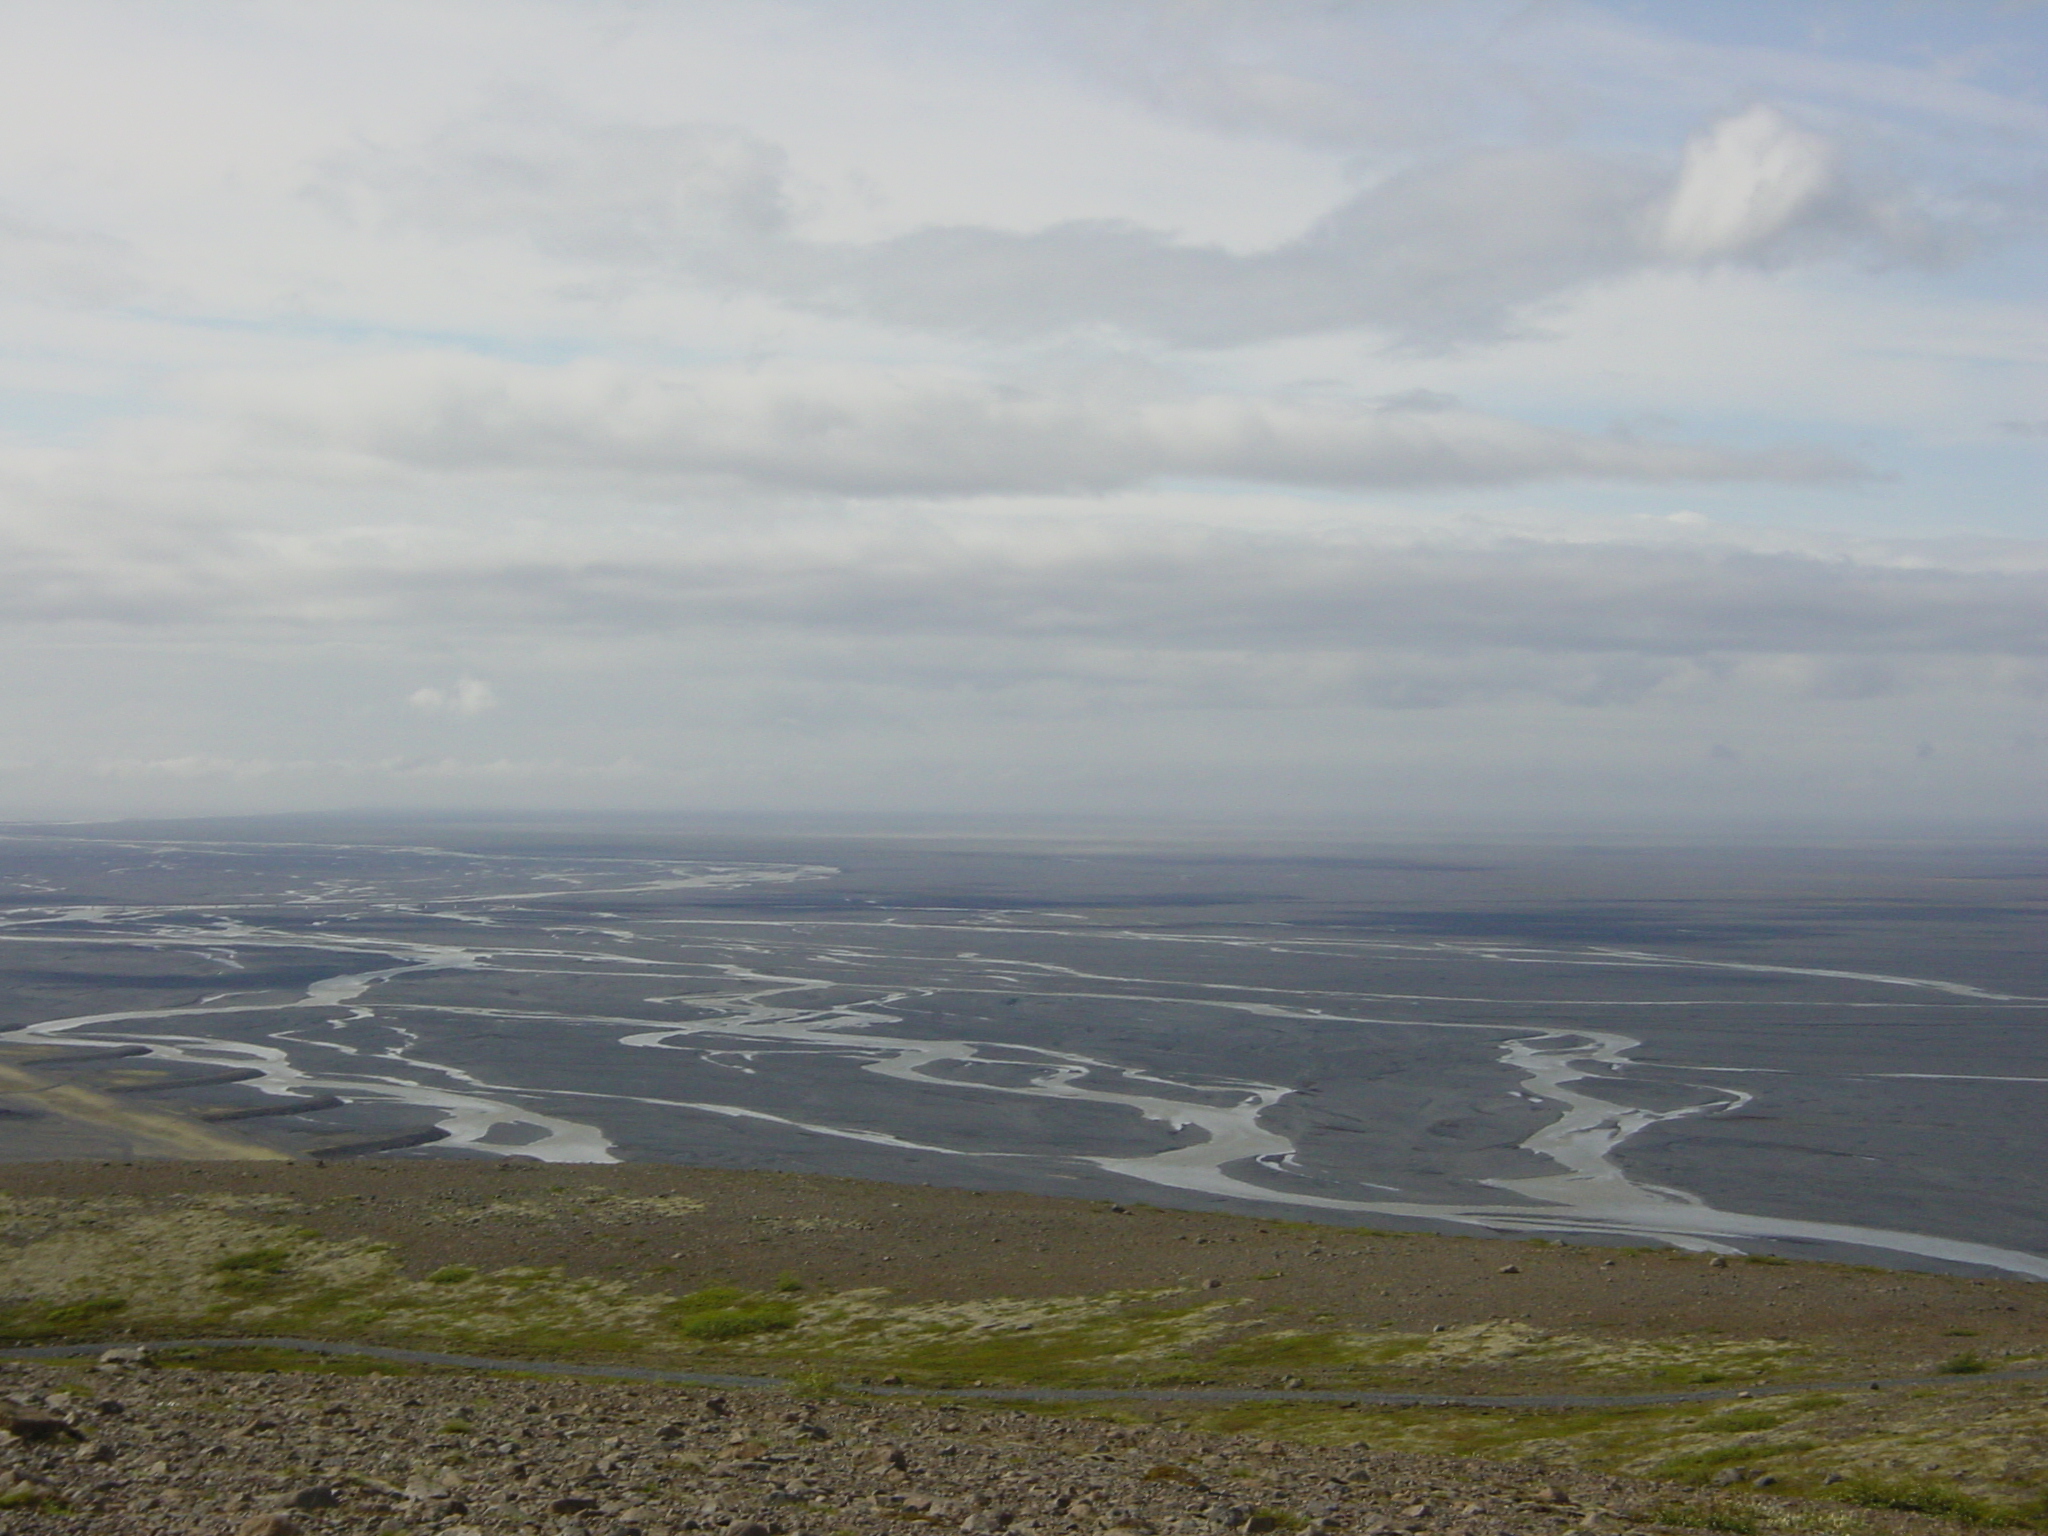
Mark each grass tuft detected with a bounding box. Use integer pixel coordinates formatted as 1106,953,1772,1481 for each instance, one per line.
212,1246,293,1293
663,1285,799,1340
39,1295,127,1331
1652,1442,1814,1483
1827,1475,2022,1526
1695,1410,1785,1434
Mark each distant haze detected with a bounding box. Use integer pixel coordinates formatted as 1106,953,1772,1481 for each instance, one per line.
0,1,2044,831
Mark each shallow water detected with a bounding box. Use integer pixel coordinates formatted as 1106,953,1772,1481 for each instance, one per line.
1,819,2043,1277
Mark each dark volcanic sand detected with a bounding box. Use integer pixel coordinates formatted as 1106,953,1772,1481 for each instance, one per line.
2,818,2045,1277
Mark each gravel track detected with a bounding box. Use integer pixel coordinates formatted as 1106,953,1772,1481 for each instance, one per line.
8,1339,2045,1411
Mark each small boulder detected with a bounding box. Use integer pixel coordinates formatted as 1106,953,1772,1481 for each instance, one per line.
286,1485,339,1510
0,1411,82,1443
550,1496,602,1515
1497,1264,1520,1274
236,1517,302,1536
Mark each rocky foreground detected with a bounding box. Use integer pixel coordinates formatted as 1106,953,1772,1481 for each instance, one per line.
0,1354,1974,1536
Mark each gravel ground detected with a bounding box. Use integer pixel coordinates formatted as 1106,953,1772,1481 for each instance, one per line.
0,1355,1979,1536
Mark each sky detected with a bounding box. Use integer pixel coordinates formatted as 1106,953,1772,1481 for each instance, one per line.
1,0,2044,832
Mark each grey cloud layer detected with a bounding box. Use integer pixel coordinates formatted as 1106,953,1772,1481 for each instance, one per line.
348,539,2048,662
335,100,1941,347
3,486,2041,670
203,355,1856,494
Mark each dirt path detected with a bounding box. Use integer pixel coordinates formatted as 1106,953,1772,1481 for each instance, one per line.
8,1336,2046,1410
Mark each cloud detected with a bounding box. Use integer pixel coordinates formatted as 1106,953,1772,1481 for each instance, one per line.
407,676,498,715
0,207,139,305
0,2,2033,829
1,459,2041,672
1657,106,1839,261
83,753,640,782
401,536,2048,663
329,90,791,264
196,354,1859,495
329,98,1960,348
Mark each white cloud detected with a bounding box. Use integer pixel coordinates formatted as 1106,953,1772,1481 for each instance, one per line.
327,91,793,262
407,676,498,716
1658,106,1840,260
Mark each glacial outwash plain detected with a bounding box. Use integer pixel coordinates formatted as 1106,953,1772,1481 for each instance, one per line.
0,818,2045,1534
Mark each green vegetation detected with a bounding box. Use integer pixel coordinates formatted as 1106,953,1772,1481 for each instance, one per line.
213,1246,291,1273
665,1285,799,1340
0,1293,128,1338
4,1182,2047,1533
40,1295,128,1329
0,1485,67,1514
1694,1410,1786,1434
212,1246,292,1293
1825,1475,2024,1526
1247,1507,1306,1532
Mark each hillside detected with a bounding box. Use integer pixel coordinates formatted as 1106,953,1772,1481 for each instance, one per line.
1,1160,2045,1535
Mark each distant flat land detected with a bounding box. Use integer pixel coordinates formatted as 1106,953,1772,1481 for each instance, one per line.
1,818,2045,1278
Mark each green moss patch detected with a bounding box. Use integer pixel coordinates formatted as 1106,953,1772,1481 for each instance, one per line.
664,1287,799,1340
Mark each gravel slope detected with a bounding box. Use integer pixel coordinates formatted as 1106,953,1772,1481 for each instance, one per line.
0,1354,1981,1536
